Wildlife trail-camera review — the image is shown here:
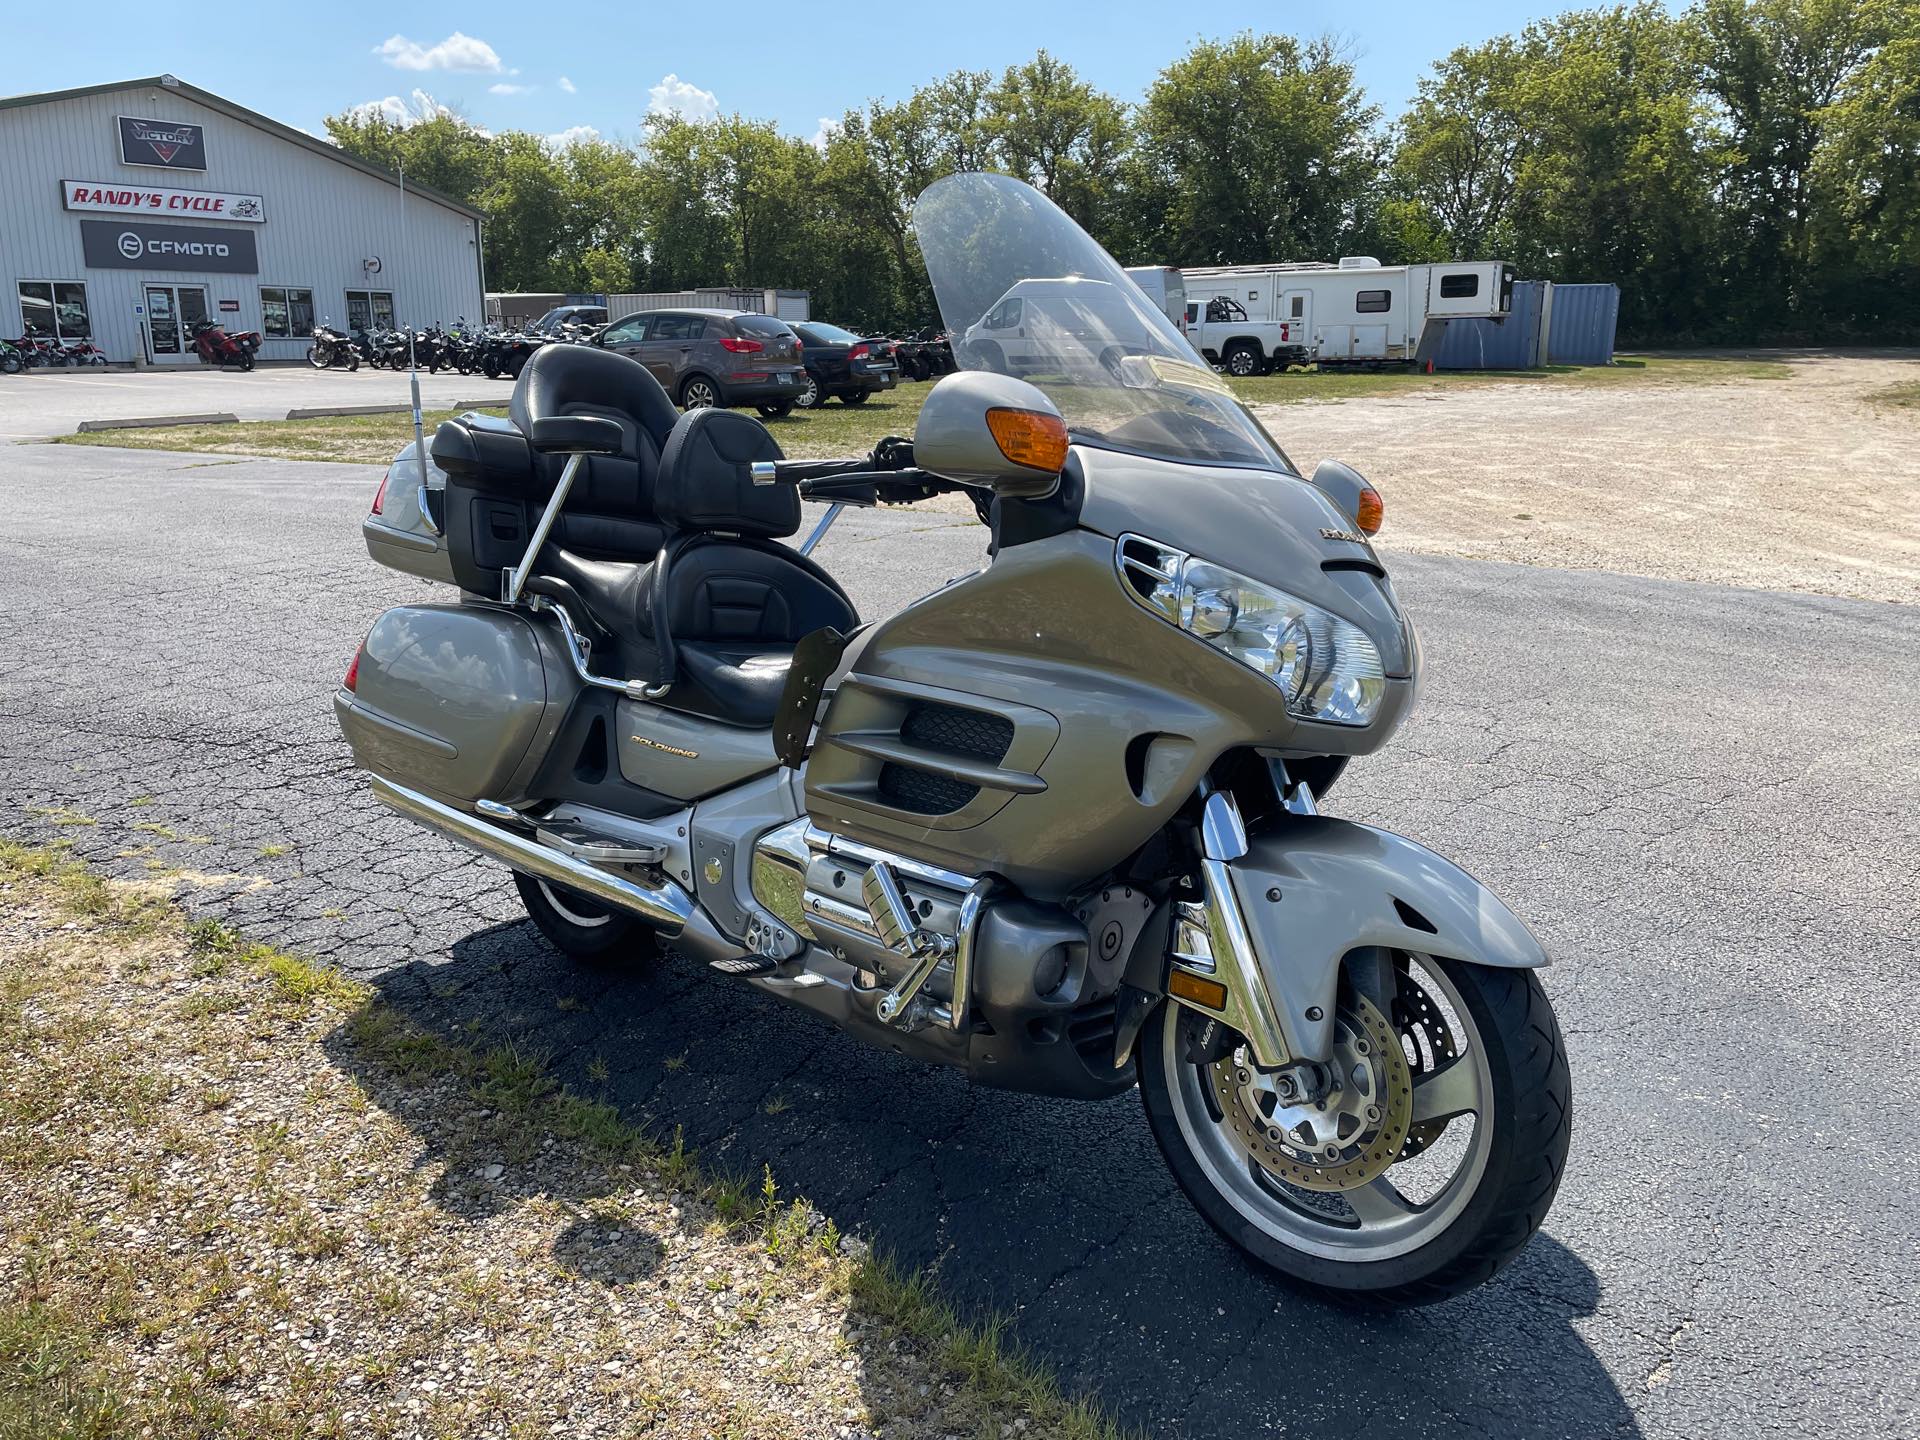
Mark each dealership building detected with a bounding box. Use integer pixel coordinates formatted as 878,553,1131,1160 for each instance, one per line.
0,75,484,365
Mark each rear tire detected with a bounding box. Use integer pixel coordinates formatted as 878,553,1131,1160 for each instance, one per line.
680,375,719,410
1224,342,1264,378
840,389,869,405
757,401,794,418
240,352,256,372
1139,955,1571,1307
513,872,658,964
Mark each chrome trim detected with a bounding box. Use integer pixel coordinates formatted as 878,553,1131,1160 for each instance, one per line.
370,775,693,935
947,881,989,1032
529,596,655,701
415,483,442,537
805,826,974,893
798,502,844,557
861,861,919,953
748,816,815,940
474,798,519,822
1166,789,1293,1068
502,451,586,605
750,459,778,486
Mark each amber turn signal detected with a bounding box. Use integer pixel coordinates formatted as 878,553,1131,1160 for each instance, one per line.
986,406,1069,473
1167,968,1229,1012
1355,485,1384,536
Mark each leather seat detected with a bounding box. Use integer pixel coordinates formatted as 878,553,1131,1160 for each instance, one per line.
432,344,680,594
542,407,857,728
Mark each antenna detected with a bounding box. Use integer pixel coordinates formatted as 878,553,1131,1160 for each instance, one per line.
400,163,426,468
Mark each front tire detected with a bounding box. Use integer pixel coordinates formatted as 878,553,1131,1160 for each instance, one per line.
513,872,658,963
757,400,794,418
840,388,869,405
794,373,822,409
1139,954,1570,1307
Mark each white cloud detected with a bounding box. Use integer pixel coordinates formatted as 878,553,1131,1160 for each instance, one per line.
808,116,837,151
344,89,455,129
647,73,718,121
545,125,600,150
557,75,577,94
488,82,534,96
374,31,506,74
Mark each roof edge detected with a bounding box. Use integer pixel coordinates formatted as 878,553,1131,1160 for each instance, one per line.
0,75,485,223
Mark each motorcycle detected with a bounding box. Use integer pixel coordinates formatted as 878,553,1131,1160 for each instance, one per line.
335,172,1570,1305
0,339,23,374
308,321,361,371
190,320,258,371
479,328,544,380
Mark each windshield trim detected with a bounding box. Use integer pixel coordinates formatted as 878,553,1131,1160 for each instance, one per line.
1069,430,1299,478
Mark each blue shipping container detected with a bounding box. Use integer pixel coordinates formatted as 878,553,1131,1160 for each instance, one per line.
1434,280,1621,370
1543,283,1620,366
1435,281,1546,370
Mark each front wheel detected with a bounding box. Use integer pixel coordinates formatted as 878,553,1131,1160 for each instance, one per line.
1138,953,1570,1307
239,352,256,372
307,345,326,370
513,872,658,963
794,373,822,409
840,388,869,405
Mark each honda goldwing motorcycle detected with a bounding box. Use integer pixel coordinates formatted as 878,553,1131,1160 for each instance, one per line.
336,172,1570,1305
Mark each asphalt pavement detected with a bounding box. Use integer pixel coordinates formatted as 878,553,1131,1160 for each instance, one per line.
0,364,496,438
2,442,1915,1439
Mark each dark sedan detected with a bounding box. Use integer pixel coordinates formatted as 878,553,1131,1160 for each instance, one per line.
791,322,898,408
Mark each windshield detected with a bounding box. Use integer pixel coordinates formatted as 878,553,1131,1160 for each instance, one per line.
912,172,1292,472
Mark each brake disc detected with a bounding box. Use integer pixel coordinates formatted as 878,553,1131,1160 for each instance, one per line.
1209,993,1413,1192
1392,974,1459,1160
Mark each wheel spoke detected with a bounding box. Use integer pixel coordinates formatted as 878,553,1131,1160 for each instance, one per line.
1410,1055,1481,1125
1344,1176,1415,1224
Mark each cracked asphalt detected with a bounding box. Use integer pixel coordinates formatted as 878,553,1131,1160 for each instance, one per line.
3,442,1916,1439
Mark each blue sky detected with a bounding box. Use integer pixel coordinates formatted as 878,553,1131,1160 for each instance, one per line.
2,2,1574,146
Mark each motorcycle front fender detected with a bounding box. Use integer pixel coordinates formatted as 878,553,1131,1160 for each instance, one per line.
1206,816,1548,1066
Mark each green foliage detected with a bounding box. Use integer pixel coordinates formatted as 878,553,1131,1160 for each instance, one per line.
320,8,1920,343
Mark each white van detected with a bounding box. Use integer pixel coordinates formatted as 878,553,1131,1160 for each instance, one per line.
959,277,1161,376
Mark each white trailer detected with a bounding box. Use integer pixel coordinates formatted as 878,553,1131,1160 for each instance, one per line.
1180,257,1513,374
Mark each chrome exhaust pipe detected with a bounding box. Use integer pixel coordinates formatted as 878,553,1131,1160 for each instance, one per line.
369,776,695,936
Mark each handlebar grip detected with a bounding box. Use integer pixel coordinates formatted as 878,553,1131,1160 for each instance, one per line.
749,457,873,486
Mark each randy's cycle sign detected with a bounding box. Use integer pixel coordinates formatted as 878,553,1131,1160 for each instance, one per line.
117,115,207,170
80,219,259,274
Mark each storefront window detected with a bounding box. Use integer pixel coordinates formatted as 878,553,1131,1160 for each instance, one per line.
260,286,314,339
18,282,91,340
345,289,395,333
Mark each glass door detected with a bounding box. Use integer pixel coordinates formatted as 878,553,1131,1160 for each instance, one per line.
144,285,209,363
146,286,179,354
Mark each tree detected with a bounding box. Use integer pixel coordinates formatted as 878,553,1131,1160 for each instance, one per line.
1391,37,1533,256
983,52,1131,230
1125,34,1384,266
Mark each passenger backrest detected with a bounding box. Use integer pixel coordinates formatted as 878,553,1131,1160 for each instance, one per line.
434,345,681,593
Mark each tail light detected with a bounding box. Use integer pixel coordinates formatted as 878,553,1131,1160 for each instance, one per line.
370,468,390,516
849,343,870,360
719,336,763,354
343,649,361,692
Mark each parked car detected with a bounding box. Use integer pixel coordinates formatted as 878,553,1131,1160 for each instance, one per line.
531,304,608,336
596,308,806,415
790,321,898,408
958,276,1158,378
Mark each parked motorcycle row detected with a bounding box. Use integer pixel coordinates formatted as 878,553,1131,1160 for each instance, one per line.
2,333,112,372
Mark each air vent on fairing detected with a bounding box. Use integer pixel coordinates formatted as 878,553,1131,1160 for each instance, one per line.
874,701,1017,816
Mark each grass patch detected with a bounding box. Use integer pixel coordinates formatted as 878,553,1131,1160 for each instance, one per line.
0,843,1132,1440
52,404,509,464
1866,380,1920,412
50,352,1792,471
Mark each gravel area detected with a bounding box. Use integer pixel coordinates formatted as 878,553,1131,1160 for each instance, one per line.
1261,351,1920,604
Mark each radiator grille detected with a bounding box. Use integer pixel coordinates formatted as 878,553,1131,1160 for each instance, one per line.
901,703,1013,763
878,763,979,815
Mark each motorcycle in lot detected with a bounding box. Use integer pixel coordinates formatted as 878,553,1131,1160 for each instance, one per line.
308,320,361,371
336,172,1570,1305
190,320,258,371
61,339,111,366
0,339,23,374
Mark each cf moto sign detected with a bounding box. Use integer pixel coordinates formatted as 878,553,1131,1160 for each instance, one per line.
80,219,259,274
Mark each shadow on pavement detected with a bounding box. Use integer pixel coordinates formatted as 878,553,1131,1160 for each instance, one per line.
339,913,1639,1439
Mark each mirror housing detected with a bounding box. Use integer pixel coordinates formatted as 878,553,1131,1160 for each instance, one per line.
914,371,1066,498
528,414,624,456
1309,459,1383,536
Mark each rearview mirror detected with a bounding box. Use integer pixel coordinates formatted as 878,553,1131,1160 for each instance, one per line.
913,371,1067,498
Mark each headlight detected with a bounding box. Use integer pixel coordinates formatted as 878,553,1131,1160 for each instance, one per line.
1117,536,1386,726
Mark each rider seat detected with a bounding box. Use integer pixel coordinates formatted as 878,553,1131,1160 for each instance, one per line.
541,407,858,728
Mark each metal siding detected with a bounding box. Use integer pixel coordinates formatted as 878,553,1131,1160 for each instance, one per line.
1434,280,1546,370
0,85,483,364
1543,283,1620,366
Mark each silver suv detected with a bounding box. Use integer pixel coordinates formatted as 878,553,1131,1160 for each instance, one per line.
597,308,807,416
